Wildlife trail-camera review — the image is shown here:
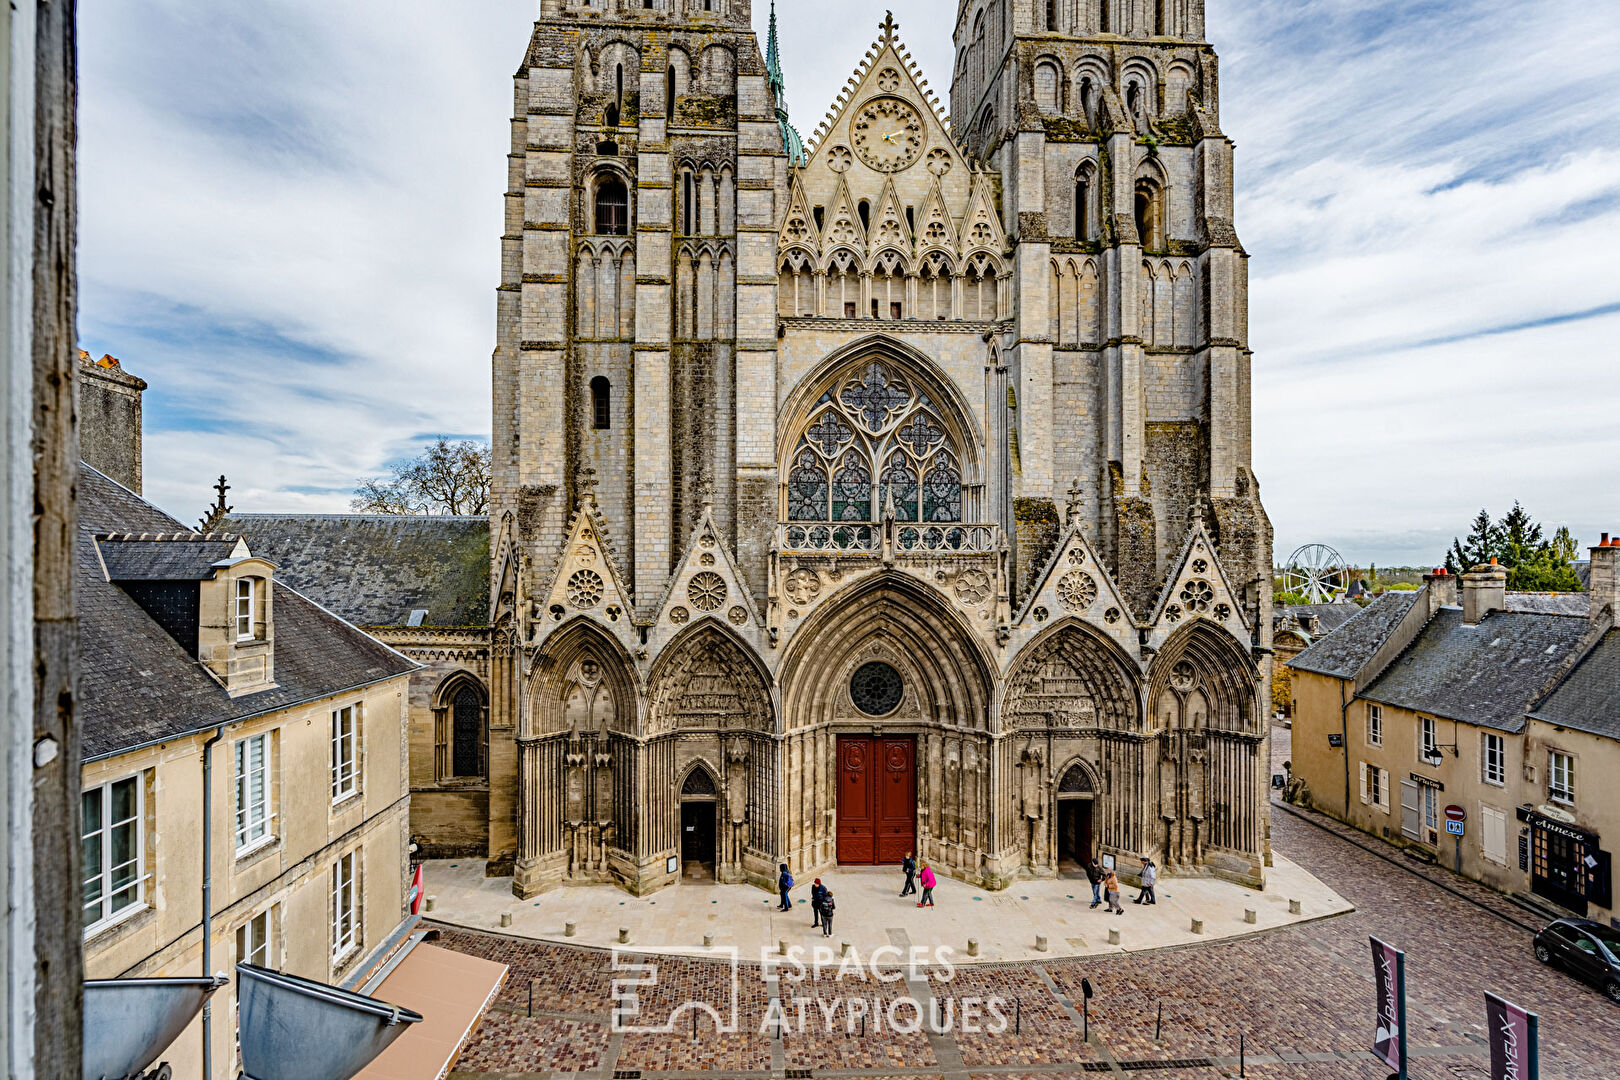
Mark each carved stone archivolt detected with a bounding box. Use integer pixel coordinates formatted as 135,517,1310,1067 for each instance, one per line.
1003,624,1140,733
648,625,773,734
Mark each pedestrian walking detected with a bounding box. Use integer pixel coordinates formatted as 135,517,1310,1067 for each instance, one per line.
900,852,918,897
917,863,937,907
1103,868,1123,914
810,878,827,928
1085,857,1103,909
777,862,794,912
821,890,836,937
1133,858,1157,905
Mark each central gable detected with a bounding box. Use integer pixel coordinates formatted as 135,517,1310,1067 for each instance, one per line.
797,14,970,217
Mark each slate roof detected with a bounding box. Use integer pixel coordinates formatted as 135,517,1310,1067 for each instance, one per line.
1276,602,1364,636
1288,591,1419,680
1529,630,1620,740
1359,608,1590,733
78,465,417,762
96,535,244,581
220,514,490,628
1507,592,1590,617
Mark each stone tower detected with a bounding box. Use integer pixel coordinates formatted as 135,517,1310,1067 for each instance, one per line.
485,1,1273,899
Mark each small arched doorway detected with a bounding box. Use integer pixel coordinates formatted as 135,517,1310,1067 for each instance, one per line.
679,767,718,882
1056,763,1095,874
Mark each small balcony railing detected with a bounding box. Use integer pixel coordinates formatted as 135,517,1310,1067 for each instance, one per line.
777,521,1000,555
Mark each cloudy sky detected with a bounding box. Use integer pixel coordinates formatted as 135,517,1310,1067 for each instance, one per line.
79,0,1620,566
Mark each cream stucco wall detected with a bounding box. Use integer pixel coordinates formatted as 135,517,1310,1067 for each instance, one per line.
81,674,412,1079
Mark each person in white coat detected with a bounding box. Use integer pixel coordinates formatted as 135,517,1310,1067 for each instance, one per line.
1133,858,1157,905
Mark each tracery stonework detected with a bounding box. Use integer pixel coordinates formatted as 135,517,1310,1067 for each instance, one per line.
480,1,1274,898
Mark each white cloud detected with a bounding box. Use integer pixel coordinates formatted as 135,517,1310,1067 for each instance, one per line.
78,0,1620,566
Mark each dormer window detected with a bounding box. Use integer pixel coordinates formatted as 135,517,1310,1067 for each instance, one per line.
236,578,255,640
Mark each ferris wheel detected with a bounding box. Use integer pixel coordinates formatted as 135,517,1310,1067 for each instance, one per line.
1282,544,1349,604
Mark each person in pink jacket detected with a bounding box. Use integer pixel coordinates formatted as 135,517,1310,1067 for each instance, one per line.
916,863,937,907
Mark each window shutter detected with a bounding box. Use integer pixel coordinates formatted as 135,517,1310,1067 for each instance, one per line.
1483,805,1507,865
1379,769,1391,813
1359,762,1369,805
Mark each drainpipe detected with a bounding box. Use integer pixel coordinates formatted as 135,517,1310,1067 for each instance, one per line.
201,725,226,1079
1339,680,1352,819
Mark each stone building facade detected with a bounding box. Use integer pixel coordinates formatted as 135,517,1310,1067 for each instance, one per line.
484,0,1273,898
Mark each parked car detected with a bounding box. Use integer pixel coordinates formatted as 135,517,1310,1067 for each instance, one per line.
1533,918,1620,1003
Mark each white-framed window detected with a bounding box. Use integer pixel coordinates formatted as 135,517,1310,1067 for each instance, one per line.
235,578,255,641
82,776,144,930
1419,716,1438,763
1482,732,1506,787
235,733,272,854
1549,751,1575,805
1481,804,1508,865
332,850,359,964
1367,704,1383,747
1359,762,1390,813
237,908,271,968
331,705,358,803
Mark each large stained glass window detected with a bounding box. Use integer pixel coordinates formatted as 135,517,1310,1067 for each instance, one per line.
784,361,964,523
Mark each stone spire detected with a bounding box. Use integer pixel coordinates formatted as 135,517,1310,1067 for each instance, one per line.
766,1,806,165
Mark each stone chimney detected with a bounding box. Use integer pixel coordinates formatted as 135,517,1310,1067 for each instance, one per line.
77,350,146,493
1591,533,1619,623
1461,561,1507,626
1423,567,1458,617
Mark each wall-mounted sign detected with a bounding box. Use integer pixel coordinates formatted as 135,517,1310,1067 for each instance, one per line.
1446,820,1465,836
1445,805,1466,822
1328,734,1344,748
667,856,679,874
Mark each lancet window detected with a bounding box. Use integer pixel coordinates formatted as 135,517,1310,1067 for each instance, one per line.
785,362,963,524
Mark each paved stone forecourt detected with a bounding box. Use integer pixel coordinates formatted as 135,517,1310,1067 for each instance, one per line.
419,855,1351,964
433,790,1620,1079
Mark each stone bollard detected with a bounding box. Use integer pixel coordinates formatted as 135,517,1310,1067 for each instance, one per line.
779,939,789,956
1035,935,1048,952
1190,918,1203,935
1108,927,1121,946
500,912,513,928
840,942,851,957
619,926,630,944
1289,899,1302,915
424,896,436,913
1244,909,1257,925
565,921,577,937
703,934,713,948
967,938,980,957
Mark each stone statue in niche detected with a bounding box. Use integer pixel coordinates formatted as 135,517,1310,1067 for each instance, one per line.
725,739,749,826
1020,747,1044,820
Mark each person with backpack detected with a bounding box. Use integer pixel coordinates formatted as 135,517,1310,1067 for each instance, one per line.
916,863,937,907
900,852,917,897
820,889,836,937
777,863,794,912
810,878,827,928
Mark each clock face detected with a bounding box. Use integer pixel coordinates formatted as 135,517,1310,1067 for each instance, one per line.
851,97,926,172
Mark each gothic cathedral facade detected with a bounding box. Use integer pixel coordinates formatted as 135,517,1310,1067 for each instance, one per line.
488,0,1273,898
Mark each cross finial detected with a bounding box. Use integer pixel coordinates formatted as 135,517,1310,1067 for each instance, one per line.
579,467,599,504
1065,477,1083,528
880,10,898,46
198,474,234,532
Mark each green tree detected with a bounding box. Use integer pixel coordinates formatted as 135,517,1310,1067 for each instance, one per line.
1443,505,1582,592
352,437,491,516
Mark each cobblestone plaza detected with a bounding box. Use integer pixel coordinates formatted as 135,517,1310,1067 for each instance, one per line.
436,728,1620,1079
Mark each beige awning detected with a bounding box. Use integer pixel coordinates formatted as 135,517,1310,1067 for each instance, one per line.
351,943,507,1080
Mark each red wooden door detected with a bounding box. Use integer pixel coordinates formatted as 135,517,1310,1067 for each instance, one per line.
837,735,915,865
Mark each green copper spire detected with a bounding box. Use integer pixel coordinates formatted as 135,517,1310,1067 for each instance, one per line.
766,1,806,166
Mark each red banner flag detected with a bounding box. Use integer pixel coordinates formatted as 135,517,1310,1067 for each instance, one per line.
1370,936,1406,1073
1485,992,1537,1080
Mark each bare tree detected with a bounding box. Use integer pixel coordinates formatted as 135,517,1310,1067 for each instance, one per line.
352,438,491,516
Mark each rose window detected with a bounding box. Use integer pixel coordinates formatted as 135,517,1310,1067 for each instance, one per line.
567,569,604,608
687,571,728,612
1179,579,1215,613
850,661,904,717
1057,571,1098,612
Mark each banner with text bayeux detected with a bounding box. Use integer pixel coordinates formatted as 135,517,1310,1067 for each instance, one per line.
1485,992,1538,1080
1370,936,1406,1074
